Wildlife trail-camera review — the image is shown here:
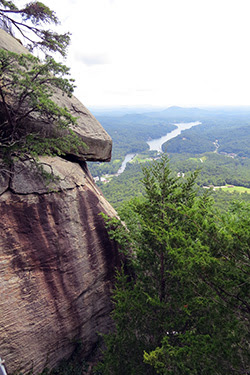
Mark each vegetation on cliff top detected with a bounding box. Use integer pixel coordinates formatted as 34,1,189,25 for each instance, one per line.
0,49,84,163
0,2,85,168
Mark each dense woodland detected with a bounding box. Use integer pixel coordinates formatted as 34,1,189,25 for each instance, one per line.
94,155,250,375
96,160,250,212
88,109,249,374
164,118,250,157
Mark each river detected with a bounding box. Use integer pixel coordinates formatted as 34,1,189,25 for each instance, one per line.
115,121,202,176
117,153,136,174
146,121,202,152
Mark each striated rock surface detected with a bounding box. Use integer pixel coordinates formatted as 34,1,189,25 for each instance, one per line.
0,29,112,162
0,157,120,374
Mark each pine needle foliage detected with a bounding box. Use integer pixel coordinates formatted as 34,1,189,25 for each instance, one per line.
96,155,250,375
0,0,70,56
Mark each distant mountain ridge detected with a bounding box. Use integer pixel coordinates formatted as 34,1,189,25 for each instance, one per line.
92,105,250,120
145,106,210,119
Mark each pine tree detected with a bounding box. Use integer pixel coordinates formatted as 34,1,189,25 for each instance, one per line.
96,155,250,375
0,1,70,56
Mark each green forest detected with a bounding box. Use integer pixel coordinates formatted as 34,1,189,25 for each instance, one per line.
87,109,250,373
94,155,250,375
88,107,250,212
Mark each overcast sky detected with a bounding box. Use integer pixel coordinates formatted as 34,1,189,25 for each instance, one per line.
36,0,250,108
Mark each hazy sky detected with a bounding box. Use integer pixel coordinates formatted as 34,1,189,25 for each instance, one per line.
33,0,250,108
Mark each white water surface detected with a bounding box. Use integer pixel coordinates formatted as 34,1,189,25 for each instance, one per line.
117,153,136,174
147,121,202,152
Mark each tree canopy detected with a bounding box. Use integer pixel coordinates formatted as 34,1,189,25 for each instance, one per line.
0,1,70,56
95,155,250,375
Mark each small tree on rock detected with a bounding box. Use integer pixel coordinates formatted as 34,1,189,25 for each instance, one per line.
0,49,85,163
0,2,86,168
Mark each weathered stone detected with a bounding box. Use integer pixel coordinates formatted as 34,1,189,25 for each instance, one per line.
0,29,27,54
0,29,112,162
0,158,120,374
10,156,85,194
0,164,10,194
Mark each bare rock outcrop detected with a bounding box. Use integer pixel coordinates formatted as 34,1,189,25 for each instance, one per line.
0,157,120,374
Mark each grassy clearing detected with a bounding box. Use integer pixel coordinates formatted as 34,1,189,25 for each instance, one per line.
225,186,250,194
113,159,122,164
200,156,207,162
189,156,207,163
203,185,250,193
131,155,153,163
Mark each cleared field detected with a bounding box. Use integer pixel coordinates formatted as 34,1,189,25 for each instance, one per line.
226,186,250,193
204,185,250,193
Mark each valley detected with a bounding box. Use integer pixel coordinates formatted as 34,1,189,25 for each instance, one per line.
88,106,250,211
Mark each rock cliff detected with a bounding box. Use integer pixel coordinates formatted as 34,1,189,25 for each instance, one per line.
0,30,120,374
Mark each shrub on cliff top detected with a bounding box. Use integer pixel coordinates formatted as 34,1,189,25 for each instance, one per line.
0,49,85,163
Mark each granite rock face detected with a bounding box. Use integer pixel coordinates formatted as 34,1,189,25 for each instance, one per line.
0,30,119,374
0,157,120,374
0,29,112,162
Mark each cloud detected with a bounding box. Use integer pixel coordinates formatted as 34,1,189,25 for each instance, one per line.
136,88,153,93
49,0,250,107
74,52,110,66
